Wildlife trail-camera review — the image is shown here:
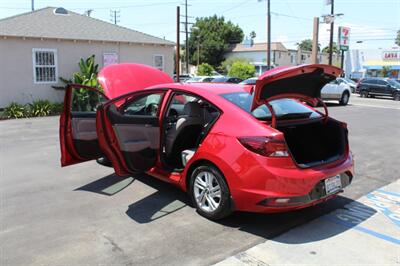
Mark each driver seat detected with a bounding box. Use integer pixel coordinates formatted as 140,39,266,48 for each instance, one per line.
165,102,204,166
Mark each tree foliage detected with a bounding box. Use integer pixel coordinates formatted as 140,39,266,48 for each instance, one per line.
197,63,215,76
187,15,244,67
220,57,249,75
396,30,400,46
228,61,256,80
322,42,339,54
297,39,320,51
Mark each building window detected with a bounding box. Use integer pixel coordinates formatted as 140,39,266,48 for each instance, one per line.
290,54,295,64
32,49,57,83
153,54,164,71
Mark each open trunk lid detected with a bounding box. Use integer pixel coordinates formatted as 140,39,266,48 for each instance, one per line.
252,64,342,110
98,63,173,99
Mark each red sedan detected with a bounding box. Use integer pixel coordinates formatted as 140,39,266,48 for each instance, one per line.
60,63,354,220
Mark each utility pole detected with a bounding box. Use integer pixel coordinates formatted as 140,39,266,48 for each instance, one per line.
185,0,189,74
31,0,34,11
176,6,181,82
311,17,319,64
328,0,334,65
266,0,271,69
110,10,120,25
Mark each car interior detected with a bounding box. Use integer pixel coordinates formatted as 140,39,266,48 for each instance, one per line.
162,93,220,170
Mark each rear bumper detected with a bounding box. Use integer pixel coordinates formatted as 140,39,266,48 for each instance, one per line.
229,152,354,213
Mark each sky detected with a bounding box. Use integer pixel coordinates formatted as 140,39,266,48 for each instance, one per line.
1,0,399,50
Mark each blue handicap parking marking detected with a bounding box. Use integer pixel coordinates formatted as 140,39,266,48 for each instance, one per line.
322,186,400,245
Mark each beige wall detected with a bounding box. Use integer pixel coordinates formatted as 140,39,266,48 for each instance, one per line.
0,37,174,107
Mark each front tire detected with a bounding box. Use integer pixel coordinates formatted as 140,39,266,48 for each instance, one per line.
339,91,350,105
189,164,233,220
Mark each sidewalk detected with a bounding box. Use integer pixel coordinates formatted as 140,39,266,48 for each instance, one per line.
215,180,400,265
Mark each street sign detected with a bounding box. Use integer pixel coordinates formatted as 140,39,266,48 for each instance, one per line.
338,26,350,51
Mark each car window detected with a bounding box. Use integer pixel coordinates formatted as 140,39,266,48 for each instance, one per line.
71,87,107,112
122,92,163,117
203,77,214,82
220,92,321,121
377,80,388,85
363,79,377,84
387,80,400,88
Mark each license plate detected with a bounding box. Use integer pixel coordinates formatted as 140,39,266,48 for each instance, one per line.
325,175,342,195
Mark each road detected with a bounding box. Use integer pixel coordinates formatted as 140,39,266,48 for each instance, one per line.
1,94,399,266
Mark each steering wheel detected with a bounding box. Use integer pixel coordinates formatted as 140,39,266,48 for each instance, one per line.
146,103,158,116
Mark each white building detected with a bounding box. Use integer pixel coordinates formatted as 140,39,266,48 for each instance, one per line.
0,7,175,108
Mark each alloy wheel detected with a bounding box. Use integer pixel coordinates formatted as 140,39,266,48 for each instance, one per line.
193,171,221,212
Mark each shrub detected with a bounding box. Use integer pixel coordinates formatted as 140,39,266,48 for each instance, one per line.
220,57,249,75
197,63,215,76
51,102,64,115
29,100,53,117
4,102,29,119
228,61,256,80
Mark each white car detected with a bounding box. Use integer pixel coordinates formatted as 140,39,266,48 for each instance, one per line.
321,78,351,105
185,76,220,83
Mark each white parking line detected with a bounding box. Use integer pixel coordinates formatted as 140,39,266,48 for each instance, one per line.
351,103,400,110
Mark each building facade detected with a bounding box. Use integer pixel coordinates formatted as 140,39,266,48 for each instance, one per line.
225,42,337,76
0,7,175,108
344,48,400,79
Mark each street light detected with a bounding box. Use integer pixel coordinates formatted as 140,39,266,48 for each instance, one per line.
192,26,201,66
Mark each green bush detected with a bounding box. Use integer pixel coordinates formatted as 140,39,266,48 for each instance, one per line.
220,57,249,75
228,61,256,80
29,100,53,117
4,102,29,119
197,63,215,76
51,102,64,115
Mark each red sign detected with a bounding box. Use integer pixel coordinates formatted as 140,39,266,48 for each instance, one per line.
382,51,400,61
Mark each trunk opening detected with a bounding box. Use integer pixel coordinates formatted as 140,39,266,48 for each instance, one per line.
277,119,347,168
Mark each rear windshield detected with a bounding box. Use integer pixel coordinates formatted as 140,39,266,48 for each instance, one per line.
220,92,321,121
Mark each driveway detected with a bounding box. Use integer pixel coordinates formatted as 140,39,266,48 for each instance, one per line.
1,95,399,265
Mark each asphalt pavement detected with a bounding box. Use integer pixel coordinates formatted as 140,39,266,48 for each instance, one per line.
0,94,399,265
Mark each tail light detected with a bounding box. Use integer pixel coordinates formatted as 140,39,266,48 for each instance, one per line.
238,136,289,157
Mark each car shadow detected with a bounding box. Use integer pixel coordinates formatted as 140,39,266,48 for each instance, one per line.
75,173,135,196
125,174,189,224
76,173,376,243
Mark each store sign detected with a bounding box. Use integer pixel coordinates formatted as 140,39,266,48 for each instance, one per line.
382,51,400,61
103,52,118,66
338,26,350,51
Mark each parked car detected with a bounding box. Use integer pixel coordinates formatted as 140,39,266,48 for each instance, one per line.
173,74,192,82
60,63,353,220
337,77,357,93
210,76,243,84
356,78,400,101
321,78,351,105
185,76,216,83
239,77,257,85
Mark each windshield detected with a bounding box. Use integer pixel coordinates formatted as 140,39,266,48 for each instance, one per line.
344,78,356,85
239,78,257,85
387,79,400,88
220,92,321,121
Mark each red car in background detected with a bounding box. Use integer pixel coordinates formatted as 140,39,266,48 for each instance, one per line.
60,63,354,220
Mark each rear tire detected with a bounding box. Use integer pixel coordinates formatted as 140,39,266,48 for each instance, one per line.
360,91,368,98
189,164,233,220
339,92,350,105
394,93,400,101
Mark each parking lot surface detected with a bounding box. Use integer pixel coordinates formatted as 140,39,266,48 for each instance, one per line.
1,95,399,265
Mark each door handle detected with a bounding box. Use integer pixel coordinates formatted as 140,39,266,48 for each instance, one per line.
144,124,153,127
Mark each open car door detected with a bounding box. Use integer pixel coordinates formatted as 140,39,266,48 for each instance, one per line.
60,84,108,166
96,89,167,176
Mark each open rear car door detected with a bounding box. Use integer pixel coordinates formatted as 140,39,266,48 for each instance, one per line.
96,90,167,176
60,84,108,166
